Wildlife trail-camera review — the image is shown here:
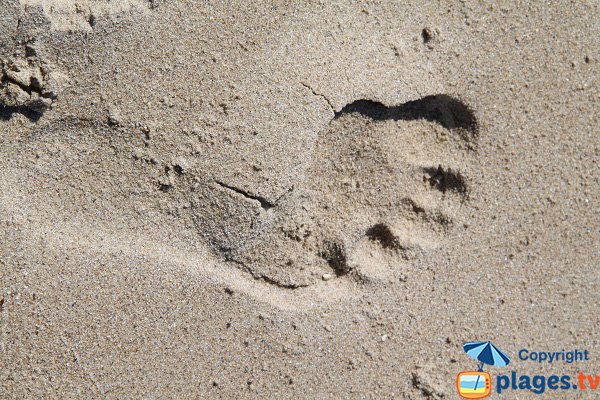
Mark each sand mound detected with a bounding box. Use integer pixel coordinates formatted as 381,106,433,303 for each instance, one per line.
19,0,153,31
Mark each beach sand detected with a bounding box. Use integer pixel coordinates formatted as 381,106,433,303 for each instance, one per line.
1,1,598,398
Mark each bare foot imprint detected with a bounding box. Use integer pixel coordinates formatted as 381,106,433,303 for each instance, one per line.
195,94,479,288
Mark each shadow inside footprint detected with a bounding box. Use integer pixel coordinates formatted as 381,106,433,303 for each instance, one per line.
366,223,400,250
335,94,478,138
422,165,468,197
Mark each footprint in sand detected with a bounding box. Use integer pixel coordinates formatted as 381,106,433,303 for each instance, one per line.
3,90,479,294
209,94,479,288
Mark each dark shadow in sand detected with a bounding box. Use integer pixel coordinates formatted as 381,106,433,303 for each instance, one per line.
334,94,478,135
0,103,43,122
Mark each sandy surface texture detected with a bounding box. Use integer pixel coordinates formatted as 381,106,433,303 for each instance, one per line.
1,1,599,398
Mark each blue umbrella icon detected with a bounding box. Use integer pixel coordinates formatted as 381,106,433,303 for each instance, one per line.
463,341,511,392
463,341,511,370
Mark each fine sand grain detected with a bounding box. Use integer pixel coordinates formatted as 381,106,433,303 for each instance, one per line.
1,1,599,398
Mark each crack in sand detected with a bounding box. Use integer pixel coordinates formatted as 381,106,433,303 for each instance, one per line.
215,179,274,211
300,82,335,114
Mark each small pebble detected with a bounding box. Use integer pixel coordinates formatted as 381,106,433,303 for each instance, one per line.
322,273,333,281
108,108,122,125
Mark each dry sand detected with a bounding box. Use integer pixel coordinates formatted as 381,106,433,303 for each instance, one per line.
1,0,599,398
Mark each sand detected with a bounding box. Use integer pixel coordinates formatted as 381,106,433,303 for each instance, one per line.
1,0,599,398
